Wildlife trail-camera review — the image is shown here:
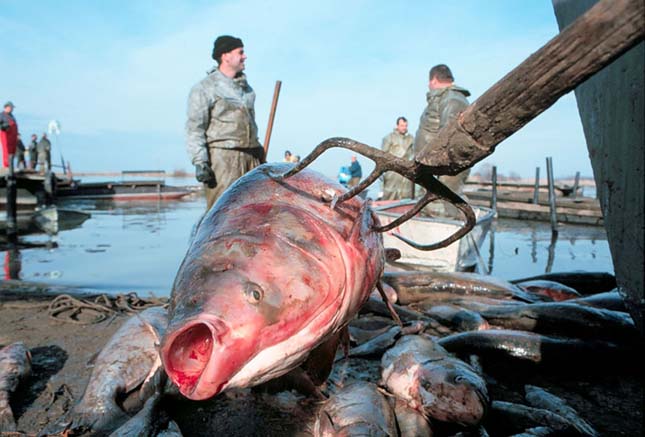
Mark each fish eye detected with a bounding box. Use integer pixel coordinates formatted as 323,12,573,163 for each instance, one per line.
454,375,466,384
244,283,264,304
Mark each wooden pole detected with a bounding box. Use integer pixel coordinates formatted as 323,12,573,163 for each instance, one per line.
263,80,282,160
490,166,497,211
417,0,644,174
546,157,558,235
532,167,540,204
572,171,580,199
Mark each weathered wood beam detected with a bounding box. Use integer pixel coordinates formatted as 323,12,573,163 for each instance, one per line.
419,0,645,174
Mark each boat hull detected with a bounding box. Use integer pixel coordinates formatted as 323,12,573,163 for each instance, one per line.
373,200,495,272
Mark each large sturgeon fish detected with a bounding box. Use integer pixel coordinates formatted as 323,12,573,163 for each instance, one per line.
160,163,385,400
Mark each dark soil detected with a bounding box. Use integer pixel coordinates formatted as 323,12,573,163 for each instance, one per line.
1,281,643,436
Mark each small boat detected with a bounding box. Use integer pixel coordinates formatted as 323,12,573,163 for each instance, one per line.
0,205,90,236
55,177,193,201
373,199,495,272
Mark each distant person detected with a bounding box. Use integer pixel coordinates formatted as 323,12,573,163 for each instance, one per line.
0,101,18,168
186,35,264,211
15,133,26,169
37,133,51,174
347,155,362,188
414,64,471,195
28,134,37,169
293,155,301,163
338,165,351,187
284,150,293,162
381,116,414,200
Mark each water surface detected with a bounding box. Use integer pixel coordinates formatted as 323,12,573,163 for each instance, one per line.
2,180,613,297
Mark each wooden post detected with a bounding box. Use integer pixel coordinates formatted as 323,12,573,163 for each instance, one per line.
572,171,580,199
417,0,644,174
546,157,558,235
5,154,18,243
490,166,497,211
263,80,282,160
533,167,540,204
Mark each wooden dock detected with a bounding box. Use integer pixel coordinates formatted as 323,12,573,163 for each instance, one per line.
464,187,603,226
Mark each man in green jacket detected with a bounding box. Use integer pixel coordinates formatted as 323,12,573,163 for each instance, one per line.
381,116,414,200
414,64,471,195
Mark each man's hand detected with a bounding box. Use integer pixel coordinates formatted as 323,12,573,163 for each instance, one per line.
195,163,217,188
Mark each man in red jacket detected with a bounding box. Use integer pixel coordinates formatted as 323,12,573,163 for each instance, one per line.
0,101,18,168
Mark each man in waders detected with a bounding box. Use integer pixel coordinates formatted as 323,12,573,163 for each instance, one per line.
186,35,264,210
381,116,414,200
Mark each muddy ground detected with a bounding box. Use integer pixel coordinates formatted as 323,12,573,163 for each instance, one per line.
1,280,643,436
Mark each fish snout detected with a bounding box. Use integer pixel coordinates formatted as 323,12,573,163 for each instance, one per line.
161,317,229,399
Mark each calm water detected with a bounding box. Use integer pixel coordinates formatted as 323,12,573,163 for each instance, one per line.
2,178,613,297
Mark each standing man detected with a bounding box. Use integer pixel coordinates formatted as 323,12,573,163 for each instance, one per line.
381,116,414,200
37,133,51,174
186,35,264,210
28,134,38,169
347,155,362,188
414,64,471,195
0,101,18,169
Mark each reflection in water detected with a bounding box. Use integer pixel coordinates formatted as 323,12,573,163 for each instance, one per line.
4,247,21,280
3,189,613,296
545,231,558,273
483,218,613,281
487,220,496,274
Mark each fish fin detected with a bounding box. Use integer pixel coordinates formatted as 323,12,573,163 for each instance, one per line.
376,282,403,327
52,400,130,436
302,328,346,387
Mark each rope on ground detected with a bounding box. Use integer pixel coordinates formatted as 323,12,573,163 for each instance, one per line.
48,292,168,325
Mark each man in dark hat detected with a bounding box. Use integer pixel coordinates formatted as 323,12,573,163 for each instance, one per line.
186,35,264,210
0,101,18,168
414,64,471,196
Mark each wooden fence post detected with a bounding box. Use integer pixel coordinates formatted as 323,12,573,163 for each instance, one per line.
572,171,580,199
546,157,558,235
491,166,498,211
533,167,540,204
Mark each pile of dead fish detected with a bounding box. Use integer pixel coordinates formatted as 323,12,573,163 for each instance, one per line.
320,270,638,436
2,269,639,436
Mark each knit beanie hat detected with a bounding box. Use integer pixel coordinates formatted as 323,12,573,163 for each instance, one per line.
212,35,244,62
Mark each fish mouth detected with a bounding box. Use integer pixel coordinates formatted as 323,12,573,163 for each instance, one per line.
161,317,230,400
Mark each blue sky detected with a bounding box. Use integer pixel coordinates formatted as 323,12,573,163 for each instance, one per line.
1,0,593,179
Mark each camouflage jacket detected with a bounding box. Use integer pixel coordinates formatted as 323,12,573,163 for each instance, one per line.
381,129,414,159
185,69,261,166
414,85,470,155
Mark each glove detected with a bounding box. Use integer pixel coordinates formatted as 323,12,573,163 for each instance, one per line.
195,163,217,188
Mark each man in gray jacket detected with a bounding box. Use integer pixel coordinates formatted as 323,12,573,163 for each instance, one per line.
186,35,264,210
414,64,471,195
381,116,414,200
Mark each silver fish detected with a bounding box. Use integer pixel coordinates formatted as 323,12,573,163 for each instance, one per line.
57,306,168,435
381,335,488,426
0,342,31,432
524,385,597,436
314,381,398,437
